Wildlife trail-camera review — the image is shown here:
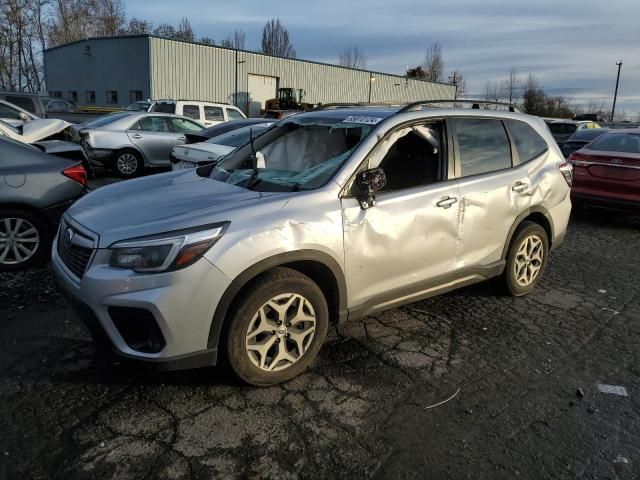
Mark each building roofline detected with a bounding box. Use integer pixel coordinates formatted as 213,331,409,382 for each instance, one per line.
43,34,456,88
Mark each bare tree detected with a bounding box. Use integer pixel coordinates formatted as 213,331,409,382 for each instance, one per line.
94,0,125,36
175,17,194,41
199,36,215,46
422,42,444,82
484,80,504,103
122,16,154,35
503,67,520,104
448,69,466,98
221,29,245,49
261,18,295,58
339,45,367,69
153,23,176,38
405,65,427,79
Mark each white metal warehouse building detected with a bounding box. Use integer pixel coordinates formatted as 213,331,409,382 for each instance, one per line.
44,35,456,116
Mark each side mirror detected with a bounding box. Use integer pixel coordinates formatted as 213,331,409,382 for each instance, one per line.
19,112,30,121
356,167,386,209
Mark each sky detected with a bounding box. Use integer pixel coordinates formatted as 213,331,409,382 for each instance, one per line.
127,0,640,119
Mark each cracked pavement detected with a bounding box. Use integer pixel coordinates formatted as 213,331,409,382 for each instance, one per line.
1,208,639,479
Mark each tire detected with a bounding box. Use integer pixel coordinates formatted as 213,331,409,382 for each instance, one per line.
114,149,143,178
0,209,49,272
502,221,549,296
225,267,329,386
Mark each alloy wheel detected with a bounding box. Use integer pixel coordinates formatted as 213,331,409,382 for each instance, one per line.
0,217,40,265
245,293,317,372
513,234,544,287
116,153,138,175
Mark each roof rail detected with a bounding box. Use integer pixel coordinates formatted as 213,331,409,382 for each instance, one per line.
399,99,520,113
312,102,407,111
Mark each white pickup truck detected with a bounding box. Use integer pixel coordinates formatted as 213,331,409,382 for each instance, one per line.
151,100,246,127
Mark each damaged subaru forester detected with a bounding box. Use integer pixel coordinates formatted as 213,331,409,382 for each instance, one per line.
52,102,573,385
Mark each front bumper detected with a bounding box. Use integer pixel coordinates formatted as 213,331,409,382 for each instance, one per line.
52,225,233,369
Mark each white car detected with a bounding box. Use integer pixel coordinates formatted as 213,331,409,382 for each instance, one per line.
0,99,39,126
152,100,246,127
0,117,72,143
171,122,273,171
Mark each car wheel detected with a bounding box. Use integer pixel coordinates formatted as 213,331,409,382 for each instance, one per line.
114,150,143,178
226,267,329,386
503,221,549,296
0,209,49,272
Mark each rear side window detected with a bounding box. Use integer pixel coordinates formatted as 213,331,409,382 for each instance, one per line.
169,117,203,133
588,133,640,154
204,106,224,121
226,108,244,121
182,105,200,120
454,118,512,177
506,120,548,164
135,116,171,133
5,96,36,114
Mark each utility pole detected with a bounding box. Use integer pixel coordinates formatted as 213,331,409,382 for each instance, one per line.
611,60,623,122
368,72,375,103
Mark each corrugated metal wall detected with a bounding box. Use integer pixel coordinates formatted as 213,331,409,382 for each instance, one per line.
44,37,150,106
149,37,455,114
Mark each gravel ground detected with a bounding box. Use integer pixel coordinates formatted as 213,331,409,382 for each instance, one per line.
1,207,639,479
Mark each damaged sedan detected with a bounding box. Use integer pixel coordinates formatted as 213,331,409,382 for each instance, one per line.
52,102,572,386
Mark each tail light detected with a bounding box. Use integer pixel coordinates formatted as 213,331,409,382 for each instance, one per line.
559,162,573,187
63,164,88,186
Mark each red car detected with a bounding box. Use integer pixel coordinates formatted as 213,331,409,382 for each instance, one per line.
569,129,640,211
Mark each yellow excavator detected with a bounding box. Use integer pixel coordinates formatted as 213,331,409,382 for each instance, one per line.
262,88,315,117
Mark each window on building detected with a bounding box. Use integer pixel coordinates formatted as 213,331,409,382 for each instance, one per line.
182,104,200,120
204,106,224,121
129,90,143,103
106,90,118,104
86,91,96,103
455,118,512,177
506,120,548,164
67,91,78,103
49,91,63,98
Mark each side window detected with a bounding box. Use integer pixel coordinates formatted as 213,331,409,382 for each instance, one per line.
367,120,446,193
169,117,203,133
0,104,21,119
506,120,548,164
204,106,224,121
182,105,200,120
5,96,36,114
455,118,511,177
226,108,244,121
137,116,171,133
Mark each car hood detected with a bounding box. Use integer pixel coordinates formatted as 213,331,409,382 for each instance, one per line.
21,118,72,142
66,169,289,247
173,142,235,163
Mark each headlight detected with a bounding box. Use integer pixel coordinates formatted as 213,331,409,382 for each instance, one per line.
109,222,229,273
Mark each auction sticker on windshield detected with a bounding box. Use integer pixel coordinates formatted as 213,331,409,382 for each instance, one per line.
342,116,383,125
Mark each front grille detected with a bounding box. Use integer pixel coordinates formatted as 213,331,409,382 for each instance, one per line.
57,220,95,279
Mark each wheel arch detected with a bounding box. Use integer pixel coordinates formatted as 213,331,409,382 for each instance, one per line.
207,250,348,350
501,207,554,260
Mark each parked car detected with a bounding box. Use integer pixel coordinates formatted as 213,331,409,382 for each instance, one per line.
547,120,601,146
171,122,274,171
151,100,246,127
560,128,609,158
0,118,72,143
52,103,572,385
569,129,639,211
0,91,46,118
43,98,77,113
0,99,39,126
0,137,87,271
77,112,204,177
126,101,153,112
182,118,279,144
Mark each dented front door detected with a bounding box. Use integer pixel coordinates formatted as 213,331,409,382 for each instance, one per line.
341,181,461,309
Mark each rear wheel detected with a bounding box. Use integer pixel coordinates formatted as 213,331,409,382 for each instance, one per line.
226,267,328,386
0,209,49,272
503,221,549,296
114,150,143,178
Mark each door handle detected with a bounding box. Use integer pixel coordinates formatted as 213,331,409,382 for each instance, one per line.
436,196,458,209
131,133,142,139
512,181,529,193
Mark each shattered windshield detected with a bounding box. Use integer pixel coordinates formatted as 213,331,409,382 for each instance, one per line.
209,115,374,191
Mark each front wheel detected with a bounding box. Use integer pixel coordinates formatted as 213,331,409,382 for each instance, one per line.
0,209,49,272
114,150,143,178
503,221,549,296
226,267,328,386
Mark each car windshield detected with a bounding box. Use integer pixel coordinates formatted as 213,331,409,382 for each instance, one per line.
209,115,374,191
206,124,271,148
84,112,131,128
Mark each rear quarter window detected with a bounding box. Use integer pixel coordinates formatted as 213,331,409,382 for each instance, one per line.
204,106,224,121
506,120,548,164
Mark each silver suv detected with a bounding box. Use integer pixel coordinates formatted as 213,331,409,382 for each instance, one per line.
52,102,573,386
